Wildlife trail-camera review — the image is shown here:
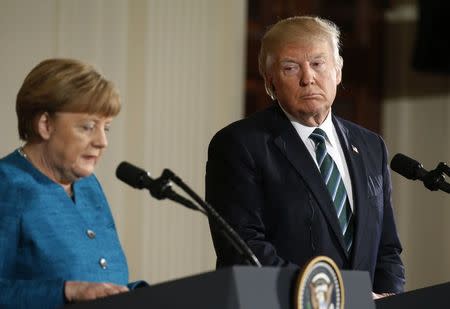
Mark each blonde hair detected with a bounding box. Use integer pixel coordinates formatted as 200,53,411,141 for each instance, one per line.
16,58,121,141
258,16,343,99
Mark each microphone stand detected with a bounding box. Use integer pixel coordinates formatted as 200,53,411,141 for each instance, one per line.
422,162,450,194
157,169,262,267
146,173,207,214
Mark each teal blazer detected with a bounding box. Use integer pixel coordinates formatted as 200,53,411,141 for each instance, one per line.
0,150,141,308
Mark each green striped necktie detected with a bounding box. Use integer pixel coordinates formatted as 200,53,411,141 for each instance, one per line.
310,128,354,253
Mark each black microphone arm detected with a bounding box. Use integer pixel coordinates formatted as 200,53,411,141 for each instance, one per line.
422,162,450,193
390,153,450,194
116,161,205,214
160,169,262,267
116,162,262,267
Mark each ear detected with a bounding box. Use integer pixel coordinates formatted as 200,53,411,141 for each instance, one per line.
36,112,53,140
265,73,273,87
264,74,277,100
335,67,342,85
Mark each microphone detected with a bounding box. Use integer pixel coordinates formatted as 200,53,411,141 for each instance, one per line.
116,162,262,267
390,153,450,193
116,161,153,189
390,153,427,180
116,161,203,212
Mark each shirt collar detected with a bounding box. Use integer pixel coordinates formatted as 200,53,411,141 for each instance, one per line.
279,102,337,148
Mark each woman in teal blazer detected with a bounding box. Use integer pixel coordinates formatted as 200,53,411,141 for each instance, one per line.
0,59,144,308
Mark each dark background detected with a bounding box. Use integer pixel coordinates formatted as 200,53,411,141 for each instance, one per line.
244,0,449,134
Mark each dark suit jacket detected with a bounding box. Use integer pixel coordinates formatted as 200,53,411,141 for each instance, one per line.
206,103,405,294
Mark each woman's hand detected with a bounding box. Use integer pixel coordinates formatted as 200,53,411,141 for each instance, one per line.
64,281,129,302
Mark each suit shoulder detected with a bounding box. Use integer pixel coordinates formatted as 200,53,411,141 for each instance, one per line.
334,116,389,166
0,151,31,189
210,104,280,144
336,116,384,142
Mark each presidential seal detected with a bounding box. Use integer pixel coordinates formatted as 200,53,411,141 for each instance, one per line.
295,256,344,309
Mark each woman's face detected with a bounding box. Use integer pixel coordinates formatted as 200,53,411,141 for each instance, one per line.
43,112,113,183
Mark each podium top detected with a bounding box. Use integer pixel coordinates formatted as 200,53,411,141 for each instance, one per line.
65,266,374,309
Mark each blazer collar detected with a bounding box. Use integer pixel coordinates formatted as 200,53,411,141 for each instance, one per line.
270,105,371,262
332,117,370,267
270,105,350,258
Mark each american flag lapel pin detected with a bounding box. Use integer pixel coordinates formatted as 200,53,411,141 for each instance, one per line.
351,145,359,154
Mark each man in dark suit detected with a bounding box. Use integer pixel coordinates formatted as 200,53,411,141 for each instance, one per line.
205,16,405,297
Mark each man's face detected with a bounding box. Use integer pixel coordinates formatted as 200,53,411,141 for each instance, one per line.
267,39,341,126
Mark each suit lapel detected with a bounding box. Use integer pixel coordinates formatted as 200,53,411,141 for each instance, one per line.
332,117,369,267
270,107,349,257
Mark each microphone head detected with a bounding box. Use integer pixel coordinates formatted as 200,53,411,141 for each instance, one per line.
116,161,150,189
390,153,425,180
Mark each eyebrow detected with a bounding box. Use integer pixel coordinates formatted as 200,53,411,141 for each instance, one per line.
78,116,113,124
280,53,328,64
280,60,298,65
313,52,327,57
311,54,327,61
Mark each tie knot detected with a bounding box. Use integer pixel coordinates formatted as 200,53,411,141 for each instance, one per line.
310,128,328,146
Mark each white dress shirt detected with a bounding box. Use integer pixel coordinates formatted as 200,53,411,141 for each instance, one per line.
279,105,354,210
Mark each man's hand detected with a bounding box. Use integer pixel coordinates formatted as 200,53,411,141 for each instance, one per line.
64,281,129,302
372,292,395,299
